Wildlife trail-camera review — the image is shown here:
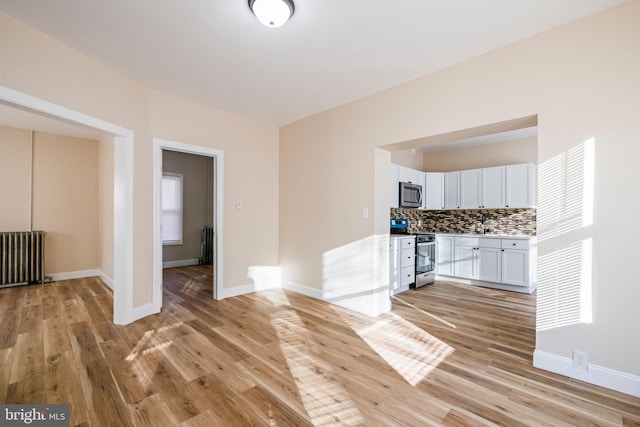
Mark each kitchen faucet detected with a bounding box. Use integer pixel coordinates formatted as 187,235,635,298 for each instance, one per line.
481,214,489,234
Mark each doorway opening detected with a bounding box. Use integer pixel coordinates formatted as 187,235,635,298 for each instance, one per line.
0,85,134,325
152,138,223,313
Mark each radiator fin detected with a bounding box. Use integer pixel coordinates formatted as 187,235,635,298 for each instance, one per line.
199,227,214,265
0,231,45,287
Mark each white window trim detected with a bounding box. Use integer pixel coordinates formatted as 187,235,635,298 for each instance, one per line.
162,172,184,246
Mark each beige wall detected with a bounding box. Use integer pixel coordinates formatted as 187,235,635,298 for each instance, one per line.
0,11,280,306
0,126,31,231
281,0,640,379
422,136,538,171
390,149,424,170
162,150,213,263
0,126,100,274
32,132,99,274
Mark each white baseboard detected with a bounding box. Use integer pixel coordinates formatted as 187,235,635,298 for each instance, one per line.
282,281,323,300
436,275,536,294
131,303,154,322
219,283,261,299
218,281,324,301
48,269,115,291
533,350,640,398
49,269,102,282
163,259,200,268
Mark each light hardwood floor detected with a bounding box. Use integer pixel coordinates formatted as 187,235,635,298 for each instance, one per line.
1,266,639,426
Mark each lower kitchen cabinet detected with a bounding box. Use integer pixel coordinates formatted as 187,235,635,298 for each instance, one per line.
453,237,502,282
500,239,533,287
477,247,502,283
438,234,536,293
436,235,455,276
389,235,415,296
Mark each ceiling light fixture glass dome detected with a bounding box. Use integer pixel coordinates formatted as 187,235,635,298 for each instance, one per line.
248,0,295,28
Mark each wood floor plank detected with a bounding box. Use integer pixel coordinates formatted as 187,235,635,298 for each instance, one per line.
0,267,638,426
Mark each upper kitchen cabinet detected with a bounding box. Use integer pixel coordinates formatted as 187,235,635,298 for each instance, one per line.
505,163,536,208
390,164,425,209
482,166,506,208
444,171,460,209
424,172,444,210
461,166,506,209
460,169,482,209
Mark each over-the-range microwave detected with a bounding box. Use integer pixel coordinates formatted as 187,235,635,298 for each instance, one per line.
399,181,422,208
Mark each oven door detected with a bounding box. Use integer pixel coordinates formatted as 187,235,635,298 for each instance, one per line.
415,241,436,287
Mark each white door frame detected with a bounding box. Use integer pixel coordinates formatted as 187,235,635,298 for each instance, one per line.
0,85,135,325
152,138,224,312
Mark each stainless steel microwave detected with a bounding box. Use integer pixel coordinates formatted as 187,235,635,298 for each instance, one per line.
399,182,422,208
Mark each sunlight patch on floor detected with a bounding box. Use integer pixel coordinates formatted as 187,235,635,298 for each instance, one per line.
392,295,457,329
271,310,365,426
179,279,204,297
341,311,453,386
125,323,182,387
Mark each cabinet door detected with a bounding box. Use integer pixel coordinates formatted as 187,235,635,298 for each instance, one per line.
506,163,536,208
444,171,460,209
482,166,506,208
454,246,475,279
501,249,529,286
477,247,502,283
425,172,444,210
436,236,455,276
460,169,482,209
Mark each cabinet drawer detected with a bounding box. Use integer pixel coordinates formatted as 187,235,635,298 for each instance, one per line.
455,237,501,248
400,248,415,267
501,239,529,250
400,237,415,250
400,266,415,287
455,237,478,247
479,238,501,249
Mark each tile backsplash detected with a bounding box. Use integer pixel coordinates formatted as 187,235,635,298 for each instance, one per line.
390,207,536,236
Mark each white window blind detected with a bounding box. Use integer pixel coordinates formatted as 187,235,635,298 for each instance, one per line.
162,173,183,245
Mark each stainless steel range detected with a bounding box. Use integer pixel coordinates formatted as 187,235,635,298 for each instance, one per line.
413,234,436,288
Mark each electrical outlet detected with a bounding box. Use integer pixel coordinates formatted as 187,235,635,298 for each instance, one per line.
572,350,589,371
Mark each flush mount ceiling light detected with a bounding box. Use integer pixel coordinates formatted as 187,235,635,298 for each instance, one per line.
248,0,295,28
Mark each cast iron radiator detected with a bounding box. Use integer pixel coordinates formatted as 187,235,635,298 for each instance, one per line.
199,227,214,265
0,231,46,288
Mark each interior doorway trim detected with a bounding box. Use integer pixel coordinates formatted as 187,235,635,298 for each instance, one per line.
152,138,224,312
0,85,135,325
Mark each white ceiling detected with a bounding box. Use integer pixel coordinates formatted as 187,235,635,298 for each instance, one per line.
0,0,625,127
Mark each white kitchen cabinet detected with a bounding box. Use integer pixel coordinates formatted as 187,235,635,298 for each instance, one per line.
441,234,536,292
444,171,460,209
390,164,425,209
461,167,506,209
501,238,533,287
454,245,476,279
477,247,502,283
482,166,506,208
424,172,445,210
454,237,502,281
506,163,536,208
436,235,455,276
389,235,415,295
460,169,482,209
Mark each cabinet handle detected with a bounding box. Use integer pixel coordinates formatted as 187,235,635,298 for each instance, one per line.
512,243,516,246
